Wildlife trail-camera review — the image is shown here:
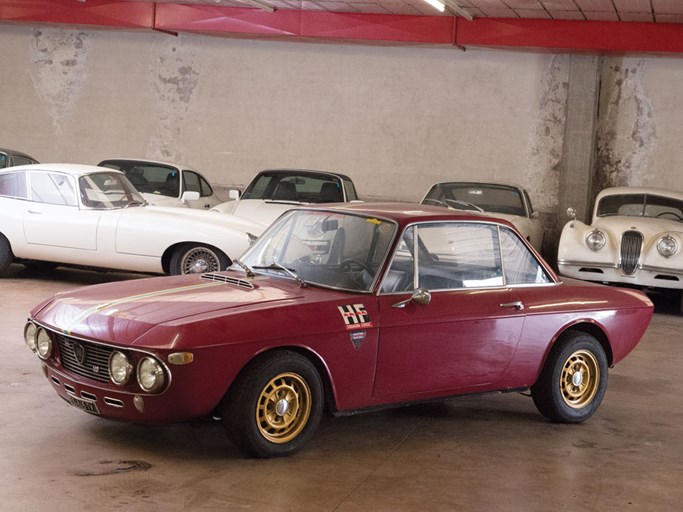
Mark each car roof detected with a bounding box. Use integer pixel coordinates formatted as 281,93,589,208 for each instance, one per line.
0,147,36,159
1,163,125,177
257,168,354,181
98,158,197,171
296,202,517,229
597,186,683,202
424,180,526,192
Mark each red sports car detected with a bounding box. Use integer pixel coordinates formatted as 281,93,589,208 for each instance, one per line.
25,204,653,458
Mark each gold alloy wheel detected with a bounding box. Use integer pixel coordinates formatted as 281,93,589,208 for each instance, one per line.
256,372,312,444
560,349,600,409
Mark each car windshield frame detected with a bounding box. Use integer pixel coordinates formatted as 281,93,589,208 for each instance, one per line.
423,182,528,217
596,193,683,221
78,171,146,210
238,209,398,293
241,171,346,204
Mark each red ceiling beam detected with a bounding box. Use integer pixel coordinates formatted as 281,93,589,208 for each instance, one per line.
455,18,683,54
0,0,154,29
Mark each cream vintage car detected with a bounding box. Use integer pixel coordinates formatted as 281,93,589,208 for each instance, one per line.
420,181,544,251
558,186,683,303
0,163,265,276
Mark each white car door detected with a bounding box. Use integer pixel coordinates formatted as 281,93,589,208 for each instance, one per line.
23,171,99,251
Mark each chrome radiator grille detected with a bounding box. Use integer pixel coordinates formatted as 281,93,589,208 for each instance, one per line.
56,334,112,383
620,230,643,275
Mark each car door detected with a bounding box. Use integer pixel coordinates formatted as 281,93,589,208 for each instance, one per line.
373,221,527,400
23,170,99,251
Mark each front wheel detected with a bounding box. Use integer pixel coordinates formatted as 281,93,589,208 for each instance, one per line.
0,234,14,275
531,332,608,423
169,243,229,275
221,350,323,458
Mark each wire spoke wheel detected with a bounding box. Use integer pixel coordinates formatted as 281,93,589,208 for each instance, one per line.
560,349,600,409
180,246,221,274
256,372,312,444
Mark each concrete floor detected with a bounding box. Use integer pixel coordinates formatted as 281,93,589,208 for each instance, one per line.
2,263,682,511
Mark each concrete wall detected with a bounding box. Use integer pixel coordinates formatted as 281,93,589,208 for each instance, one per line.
1,24,681,253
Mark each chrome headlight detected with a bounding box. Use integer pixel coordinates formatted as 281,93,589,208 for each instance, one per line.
137,357,165,393
36,328,53,360
657,235,678,257
585,229,606,251
24,322,38,352
109,351,133,386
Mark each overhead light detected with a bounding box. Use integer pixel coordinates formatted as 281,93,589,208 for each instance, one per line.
238,0,275,12
422,0,445,12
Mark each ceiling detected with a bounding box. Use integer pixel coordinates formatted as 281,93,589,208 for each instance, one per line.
151,0,683,23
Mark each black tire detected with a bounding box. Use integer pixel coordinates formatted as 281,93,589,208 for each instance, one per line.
0,234,14,275
221,350,324,458
531,331,608,423
169,243,229,275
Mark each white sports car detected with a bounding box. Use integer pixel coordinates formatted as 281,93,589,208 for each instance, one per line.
420,181,544,251
558,186,683,300
0,163,266,276
98,158,222,209
211,169,360,226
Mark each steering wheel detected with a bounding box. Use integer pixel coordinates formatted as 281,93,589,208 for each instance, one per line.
340,258,373,274
656,211,683,221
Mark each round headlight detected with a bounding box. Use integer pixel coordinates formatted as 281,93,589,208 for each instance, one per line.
36,328,53,360
137,357,165,393
657,235,678,257
24,322,38,352
109,351,133,386
585,229,606,251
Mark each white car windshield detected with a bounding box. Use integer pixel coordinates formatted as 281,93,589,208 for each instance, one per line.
423,182,526,217
597,193,683,221
239,209,397,292
79,172,146,209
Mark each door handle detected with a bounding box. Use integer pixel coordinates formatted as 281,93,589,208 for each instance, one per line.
500,301,524,311
27,210,42,214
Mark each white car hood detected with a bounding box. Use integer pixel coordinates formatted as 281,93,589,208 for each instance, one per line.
232,199,304,226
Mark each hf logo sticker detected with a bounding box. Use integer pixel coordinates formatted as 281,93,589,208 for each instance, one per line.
337,304,372,330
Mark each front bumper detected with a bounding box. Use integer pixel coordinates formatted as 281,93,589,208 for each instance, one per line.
558,260,683,290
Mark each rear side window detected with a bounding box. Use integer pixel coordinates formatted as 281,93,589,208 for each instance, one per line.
0,171,28,199
30,172,77,206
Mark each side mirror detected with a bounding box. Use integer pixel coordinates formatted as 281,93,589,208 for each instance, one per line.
531,211,540,220
228,189,240,200
566,207,577,220
392,287,432,309
181,191,200,204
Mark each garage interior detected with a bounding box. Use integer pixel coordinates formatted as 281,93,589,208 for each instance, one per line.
2,0,683,510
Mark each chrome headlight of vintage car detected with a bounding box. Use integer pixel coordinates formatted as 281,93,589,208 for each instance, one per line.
24,322,38,352
657,235,678,257
36,328,53,360
109,351,133,386
585,229,606,251
137,357,165,393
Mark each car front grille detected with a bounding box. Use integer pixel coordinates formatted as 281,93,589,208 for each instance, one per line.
56,334,112,383
620,230,643,275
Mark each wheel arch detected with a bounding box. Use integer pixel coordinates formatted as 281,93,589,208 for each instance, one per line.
161,241,232,275
551,321,614,366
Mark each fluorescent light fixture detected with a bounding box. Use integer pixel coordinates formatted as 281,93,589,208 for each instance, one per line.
444,0,474,20
422,0,445,12
238,0,275,12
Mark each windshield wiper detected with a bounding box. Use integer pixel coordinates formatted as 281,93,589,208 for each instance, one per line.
232,259,255,278
124,199,147,208
253,263,307,288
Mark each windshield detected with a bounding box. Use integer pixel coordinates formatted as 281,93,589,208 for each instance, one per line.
78,172,146,209
239,209,397,292
423,182,526,216
242,172,344,203
597,193,683,221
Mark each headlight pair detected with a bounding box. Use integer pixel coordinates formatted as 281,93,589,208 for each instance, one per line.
24,323,52,360
109,351,165,393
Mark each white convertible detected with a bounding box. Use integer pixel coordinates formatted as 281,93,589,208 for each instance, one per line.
558,186,683,300
0,163,266,276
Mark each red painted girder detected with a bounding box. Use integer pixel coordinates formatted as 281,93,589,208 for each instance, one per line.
154,5,455,44
0,0,154,28
456,18,683,54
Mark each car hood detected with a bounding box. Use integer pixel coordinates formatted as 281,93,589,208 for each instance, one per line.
33,272,305,345
139,204,267,234
233,199,304,226
591,215,683,234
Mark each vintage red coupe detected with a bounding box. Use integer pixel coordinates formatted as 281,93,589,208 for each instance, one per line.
25,204,653,457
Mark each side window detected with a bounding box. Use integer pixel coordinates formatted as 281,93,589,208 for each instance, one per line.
200,176,213,197
13,156,36,166
29,172,77,206
381,226,416,293
0,171,28,199
343,178,358,201
184,171,200,194
417,222,503,290
500,227,551,285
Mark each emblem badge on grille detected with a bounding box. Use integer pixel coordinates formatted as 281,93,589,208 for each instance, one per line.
73,342,87,366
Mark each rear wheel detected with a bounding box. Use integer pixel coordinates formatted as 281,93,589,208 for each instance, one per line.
221,350,323,458
0,234,14,275
169,244,229,275
531,331,608,423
